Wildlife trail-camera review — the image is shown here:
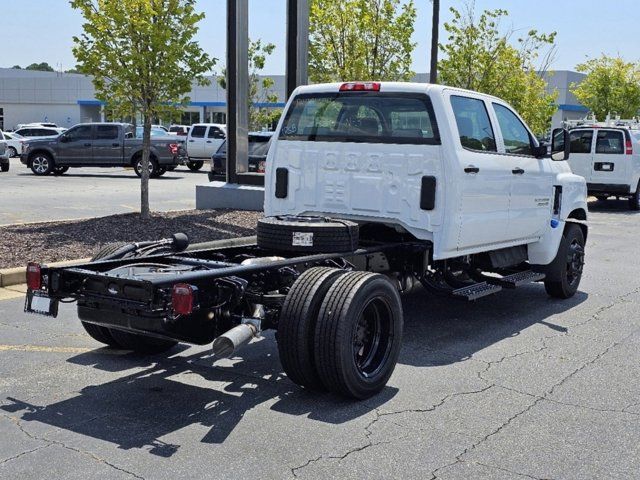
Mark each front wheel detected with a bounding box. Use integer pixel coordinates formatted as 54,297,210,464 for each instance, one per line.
7,147,18,158
187,160,204,171
544,224,585,299
30,154,54,176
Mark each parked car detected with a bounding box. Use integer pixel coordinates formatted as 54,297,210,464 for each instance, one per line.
0,136,8,172
134,126,173,138
16,122,61,129
13,126,64,139
168,125,191,136
1,131,24,157
20,122,183,177
152,124,169,133
209,131,273,179
564,125,640,209
26,82,587,401
185,123,226,170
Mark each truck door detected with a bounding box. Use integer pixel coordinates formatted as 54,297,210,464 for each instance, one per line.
58,125,93,165
187,125,207,158
92,124,122,165
491,102,552,241
448,93,512,250
204,126,225,158
591,129,628,186
566,129,594,182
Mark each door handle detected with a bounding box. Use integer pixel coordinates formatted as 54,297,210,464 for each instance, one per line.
206,140,212,143
189,140,195,142
464,166,479,174
512,168,525,175
83,143,92,147
112,143,120,147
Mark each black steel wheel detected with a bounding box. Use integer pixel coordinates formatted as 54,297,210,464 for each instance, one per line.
629,181,640,211
544,224,585,299
187,160,204,171
278,267,347,391
314,271,403,399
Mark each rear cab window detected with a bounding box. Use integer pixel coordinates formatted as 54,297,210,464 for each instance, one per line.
450,95,496,152
596,130,624,154
279,92,440,145
569,129,594,154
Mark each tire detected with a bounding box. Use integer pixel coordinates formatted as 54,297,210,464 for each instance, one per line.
628,181,640,211
0,161,8,172
53,166,69,176
257,216,359,253
81,321,119,347
544,224,585,299
314,271,403,399
278,267,347,391
30,153,54,176
187,160,204,171
7,147,17,158
133,155,159,178
92,242,130,261
156,166,167,176
108,328,177,354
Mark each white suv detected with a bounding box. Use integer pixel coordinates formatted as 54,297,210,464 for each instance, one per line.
566,126,640,209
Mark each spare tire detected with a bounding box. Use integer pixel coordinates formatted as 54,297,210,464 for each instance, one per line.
257,216,359,253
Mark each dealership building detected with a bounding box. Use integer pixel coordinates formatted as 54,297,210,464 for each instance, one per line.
0,67,587,132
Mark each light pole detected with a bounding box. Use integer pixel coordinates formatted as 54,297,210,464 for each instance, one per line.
429,0,440,84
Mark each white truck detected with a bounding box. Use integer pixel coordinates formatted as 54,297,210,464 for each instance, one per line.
184,123,226,170
25,82,587,400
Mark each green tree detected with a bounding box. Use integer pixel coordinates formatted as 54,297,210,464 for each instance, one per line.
11,65,21,69
25,62,55,72
218,39,281,131
438,6,558,135
71,0,215,219
309,0,417,82
571,55,640,120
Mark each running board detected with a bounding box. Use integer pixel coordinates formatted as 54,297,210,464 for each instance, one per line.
452,282,503,301
485,271,546,289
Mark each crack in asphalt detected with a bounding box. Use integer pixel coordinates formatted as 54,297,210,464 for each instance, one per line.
474,460,551,479
2,414,145,479
0,444,52,465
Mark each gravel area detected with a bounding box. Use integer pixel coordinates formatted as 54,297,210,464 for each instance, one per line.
0,209,261,269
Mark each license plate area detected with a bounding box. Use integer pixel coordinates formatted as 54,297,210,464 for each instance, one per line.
25,290,59,317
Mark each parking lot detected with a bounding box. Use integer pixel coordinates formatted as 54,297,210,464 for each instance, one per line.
1,201,638,479
0,158,209,225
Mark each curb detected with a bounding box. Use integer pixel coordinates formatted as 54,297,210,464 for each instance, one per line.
0,236,257,288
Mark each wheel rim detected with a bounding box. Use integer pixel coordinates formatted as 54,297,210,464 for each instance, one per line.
8,147,16,157
566,239,585,286
137,159,154,175
32,156,49,173
352,297,393,378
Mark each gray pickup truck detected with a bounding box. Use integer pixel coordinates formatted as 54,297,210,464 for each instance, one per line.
20,122,184,177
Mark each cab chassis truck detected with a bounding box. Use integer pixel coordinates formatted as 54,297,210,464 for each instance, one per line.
25,82,588,399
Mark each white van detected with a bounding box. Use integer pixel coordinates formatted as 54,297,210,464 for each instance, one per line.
567,126,640,209
185,123,226,169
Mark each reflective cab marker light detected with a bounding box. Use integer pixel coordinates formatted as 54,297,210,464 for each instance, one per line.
625,139,633,155
26,262,42,290
339,82,381,92
172,283,194,315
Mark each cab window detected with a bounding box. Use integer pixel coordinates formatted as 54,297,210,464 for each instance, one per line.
595,130,624,154
493,103,533,156
450,96,496,152
65,125,92,141
569,130,593,154
208,127,225,139
191,126,206,138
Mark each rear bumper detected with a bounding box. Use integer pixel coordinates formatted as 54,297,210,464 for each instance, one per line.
587,183,631,195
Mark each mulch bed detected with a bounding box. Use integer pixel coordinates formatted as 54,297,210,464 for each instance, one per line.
0,209,261,269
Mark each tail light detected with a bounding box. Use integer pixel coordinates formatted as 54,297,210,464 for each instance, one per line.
626,139,633,155
339,82,381,92
168,143,179,155
258,161,266,173
172,283,194,315
27,262,42,290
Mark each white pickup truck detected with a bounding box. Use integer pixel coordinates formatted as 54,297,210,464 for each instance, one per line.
25,82,588,400
184,123,226,170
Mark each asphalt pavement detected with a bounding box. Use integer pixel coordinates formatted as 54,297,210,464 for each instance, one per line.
0,158,209,225
0,201,639,479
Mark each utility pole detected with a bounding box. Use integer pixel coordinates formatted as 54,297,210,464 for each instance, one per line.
429,0,440,84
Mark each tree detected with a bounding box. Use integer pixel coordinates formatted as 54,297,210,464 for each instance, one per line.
11,65,21,69
309,0,417,83
571,55,640,120
218,39,281,131
71,0,215,219
25,62,55,72
438,5,558,135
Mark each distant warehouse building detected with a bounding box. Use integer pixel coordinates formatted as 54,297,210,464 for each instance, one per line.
0,67,586,131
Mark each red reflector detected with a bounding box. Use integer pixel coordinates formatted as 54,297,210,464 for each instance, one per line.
339,82,381,92
26,262,42,290
169,143,179,155
626,139,633,155
172,283,194,315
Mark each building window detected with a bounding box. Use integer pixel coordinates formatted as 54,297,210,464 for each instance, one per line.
0,108,4,131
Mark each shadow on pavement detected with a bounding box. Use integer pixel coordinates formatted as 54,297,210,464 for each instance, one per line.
587,198,639,215
1,285,586,457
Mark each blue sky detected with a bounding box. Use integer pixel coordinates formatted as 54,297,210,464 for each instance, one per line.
1,0,639,74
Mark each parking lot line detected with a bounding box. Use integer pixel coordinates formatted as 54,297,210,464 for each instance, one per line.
0,344,93,354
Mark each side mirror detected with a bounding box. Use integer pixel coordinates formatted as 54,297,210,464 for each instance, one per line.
551,128,570,161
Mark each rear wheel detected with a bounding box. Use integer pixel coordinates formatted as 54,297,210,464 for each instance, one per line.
314,272,403,399
278,267,347,391
30,153,54,176
7,146,17,158
53,166,69,176
81,322,119,347
544,224,585,299
187,160,204,171
629,181,640,211
134,156,159,178
108,329,177,354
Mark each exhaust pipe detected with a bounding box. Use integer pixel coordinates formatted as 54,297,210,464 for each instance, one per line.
212,321,259,358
